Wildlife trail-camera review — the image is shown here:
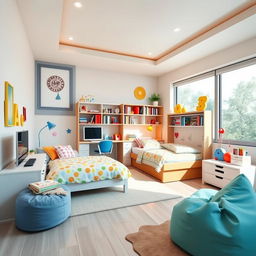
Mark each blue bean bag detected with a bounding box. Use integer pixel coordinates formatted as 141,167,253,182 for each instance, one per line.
16,186,71,232
170,174,256,256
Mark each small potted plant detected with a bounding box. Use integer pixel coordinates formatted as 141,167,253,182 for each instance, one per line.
149,93,160,106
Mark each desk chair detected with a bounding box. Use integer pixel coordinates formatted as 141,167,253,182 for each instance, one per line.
94,140,113,155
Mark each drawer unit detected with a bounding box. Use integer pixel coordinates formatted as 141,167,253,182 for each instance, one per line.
79,144,90,156
202,159,256,189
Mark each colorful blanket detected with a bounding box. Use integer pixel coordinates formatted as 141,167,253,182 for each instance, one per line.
46,156,130,184
136,149,166,172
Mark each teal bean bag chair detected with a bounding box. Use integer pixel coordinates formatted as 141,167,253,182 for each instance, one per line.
170,174,256,256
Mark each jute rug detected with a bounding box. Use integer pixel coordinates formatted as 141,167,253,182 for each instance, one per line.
71,169,181,216
126,221,189,256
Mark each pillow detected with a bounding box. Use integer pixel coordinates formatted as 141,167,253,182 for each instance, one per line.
42,146,59,160
134,137,144,148
55,145,76,159
141,139,161,149
161,143,200,154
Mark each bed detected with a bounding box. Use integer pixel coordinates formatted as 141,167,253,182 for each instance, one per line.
46,155,130,193
130,143,203,183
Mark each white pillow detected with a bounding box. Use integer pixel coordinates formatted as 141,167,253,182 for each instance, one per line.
161,143,200,154
141,139,161,149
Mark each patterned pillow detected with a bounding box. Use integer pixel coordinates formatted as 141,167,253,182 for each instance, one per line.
141,139,161,149
55,145,76,159
134,137,144,148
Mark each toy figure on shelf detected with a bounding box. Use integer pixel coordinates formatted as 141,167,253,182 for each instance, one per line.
196,96,208,111
174,104,186,114
214,128,231,162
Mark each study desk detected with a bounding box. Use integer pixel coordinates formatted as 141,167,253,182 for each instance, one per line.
78,140,133,166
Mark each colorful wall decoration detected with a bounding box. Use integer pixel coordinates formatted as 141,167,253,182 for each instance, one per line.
134,87,146,100
4,82,14,127
4,81,27,127
35,61,75,116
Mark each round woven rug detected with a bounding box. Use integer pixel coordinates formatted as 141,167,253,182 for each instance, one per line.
125,221,189,256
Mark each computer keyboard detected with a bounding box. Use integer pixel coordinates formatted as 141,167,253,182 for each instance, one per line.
24,158,36,167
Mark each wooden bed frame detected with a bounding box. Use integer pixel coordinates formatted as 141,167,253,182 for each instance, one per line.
131,152,202,183
66,179,128,193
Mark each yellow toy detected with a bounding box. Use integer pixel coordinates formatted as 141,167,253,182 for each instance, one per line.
174,104,186,114
196,96,208,111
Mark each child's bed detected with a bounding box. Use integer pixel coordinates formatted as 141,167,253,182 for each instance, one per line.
46,155,130,193
130,142,203,183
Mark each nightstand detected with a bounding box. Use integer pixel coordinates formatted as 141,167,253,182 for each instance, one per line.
202,159,255,189
0,153,47,221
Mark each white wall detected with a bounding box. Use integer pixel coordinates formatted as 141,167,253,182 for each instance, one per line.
35,67,158,147
158,37,256,163
0,0,35,169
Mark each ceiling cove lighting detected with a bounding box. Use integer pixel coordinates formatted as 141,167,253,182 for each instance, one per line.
73,1,82,8
173,27,181,32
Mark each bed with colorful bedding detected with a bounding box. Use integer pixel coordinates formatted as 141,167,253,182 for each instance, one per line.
46,156,130,192
131,140,204,183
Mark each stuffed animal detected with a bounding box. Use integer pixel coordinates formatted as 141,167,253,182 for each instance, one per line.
174,104,186,114
214,148,226,161
196,96,208,111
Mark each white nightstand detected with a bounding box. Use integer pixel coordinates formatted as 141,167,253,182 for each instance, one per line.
202,159,255,189
0,153,47,221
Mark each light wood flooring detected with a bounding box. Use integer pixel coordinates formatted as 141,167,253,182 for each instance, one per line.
0,167,215,256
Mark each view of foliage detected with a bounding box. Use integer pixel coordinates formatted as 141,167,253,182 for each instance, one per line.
222,77,256,142
177,87,214,112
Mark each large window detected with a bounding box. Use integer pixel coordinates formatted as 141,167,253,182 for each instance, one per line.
176,76,215,112
220,63,256,143
173,58,256,146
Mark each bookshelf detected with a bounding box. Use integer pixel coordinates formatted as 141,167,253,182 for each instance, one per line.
76,102,164,163
167,111,212,159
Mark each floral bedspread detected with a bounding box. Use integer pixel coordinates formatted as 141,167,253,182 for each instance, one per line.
46,156,130,184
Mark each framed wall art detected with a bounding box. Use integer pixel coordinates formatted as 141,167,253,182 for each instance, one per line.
35,61,75,115
4,81,14,127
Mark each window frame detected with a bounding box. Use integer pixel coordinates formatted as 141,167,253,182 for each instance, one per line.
173,57,256,147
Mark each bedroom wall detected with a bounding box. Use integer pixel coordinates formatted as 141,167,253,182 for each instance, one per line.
0,0,35,170
158,36,256,163
34,67,158,148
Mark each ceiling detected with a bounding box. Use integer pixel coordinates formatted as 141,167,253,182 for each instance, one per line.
17,0,256,76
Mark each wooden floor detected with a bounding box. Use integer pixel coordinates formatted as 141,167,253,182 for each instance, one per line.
0,167,215,256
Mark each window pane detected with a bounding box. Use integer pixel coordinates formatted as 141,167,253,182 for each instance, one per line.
177,77,215,112
221,64,256,142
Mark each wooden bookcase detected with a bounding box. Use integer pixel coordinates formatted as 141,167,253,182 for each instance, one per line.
76,102,164,163
167,111,212,159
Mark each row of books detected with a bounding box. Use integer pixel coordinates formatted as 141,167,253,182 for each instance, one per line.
171,115,204,126
145,107,159,115
124,116,140,124
103,116,120,124
80,114,102,124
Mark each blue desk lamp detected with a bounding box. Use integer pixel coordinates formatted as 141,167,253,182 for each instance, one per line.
38,121,56,147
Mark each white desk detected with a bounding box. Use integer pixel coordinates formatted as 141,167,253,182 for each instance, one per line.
0,153,47,221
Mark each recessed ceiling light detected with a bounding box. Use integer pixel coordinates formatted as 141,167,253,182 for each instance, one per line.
148,52,152,56
173,28,181,32
73,1,82,8
68,36,74,41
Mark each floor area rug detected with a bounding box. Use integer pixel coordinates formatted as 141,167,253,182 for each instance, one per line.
71,168,181,216
126,221,189,256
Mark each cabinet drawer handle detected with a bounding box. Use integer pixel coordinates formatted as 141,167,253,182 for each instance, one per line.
215,165,223,169
215,175,223,180
215,169,224,174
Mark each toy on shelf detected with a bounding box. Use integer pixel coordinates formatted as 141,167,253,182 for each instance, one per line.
196,96,208,111
224,152,231,163
174,104,186,114
214,128,227,161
